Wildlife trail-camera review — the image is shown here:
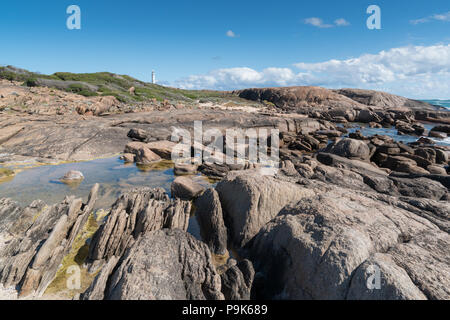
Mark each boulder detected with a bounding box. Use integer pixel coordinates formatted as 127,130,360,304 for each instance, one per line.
147,140,177,160
430,125,450,134
194,189,228,255
135,147,161,164
174,163,198,175
82,229,224,300
127,128,148,142
429,131,447,139
220,259,255,300
357,110,383,123
247,187,450,300
87,187,191,267
124,141,147,154
326,138,370,161
414,148,436,164
121,153,135,163
60,170,84,181
215,170,316,247
427,165,447,175
435,149,448,164
0,185,99,297
171,176,205,200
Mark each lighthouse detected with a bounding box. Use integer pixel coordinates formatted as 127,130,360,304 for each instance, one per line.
152,71,156,84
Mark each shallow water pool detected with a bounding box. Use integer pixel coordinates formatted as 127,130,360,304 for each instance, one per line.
0,156,211,240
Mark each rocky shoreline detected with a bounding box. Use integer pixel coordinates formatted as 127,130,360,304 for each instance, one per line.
0,83,449,300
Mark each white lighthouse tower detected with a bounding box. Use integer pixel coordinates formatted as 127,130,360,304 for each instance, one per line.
151,70,156,84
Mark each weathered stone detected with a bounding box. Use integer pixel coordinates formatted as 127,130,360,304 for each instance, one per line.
147,140,177,160
427,165,447,175
248,187,449,300
135,147,161,164
60,170,84,181
121,153,135,163
430,125,450,134
171,176,205,200
326,138,370,161
215,170,316,248
127,128,148,142
194,189,228,255
82,229,224,300
174,163,198,175
221,259,255,300
87,187,191,267
0,184,99,297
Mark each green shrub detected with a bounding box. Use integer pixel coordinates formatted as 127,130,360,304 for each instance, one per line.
66,84,98,97
25,78,38,87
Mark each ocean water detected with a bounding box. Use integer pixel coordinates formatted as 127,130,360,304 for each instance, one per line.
421,99,450,110
345,122,450,147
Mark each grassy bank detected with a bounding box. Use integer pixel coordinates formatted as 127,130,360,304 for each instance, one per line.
0,65,227,103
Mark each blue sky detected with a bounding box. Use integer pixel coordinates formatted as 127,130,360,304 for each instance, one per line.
0,0,449,98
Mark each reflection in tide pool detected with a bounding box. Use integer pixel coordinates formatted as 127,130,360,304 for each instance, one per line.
0,157,212,240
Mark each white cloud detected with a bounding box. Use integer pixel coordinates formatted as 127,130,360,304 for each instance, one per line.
226,30,238,38
304,17,350,28
334,18,350,26
411,11,450,24
173,44,450,99
304,17,333,28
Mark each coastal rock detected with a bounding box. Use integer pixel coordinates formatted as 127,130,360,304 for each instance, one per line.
414,148,437,164
194,189,228,255
220,259,255,300
174,163,198,175
0,184,99,297
429,131,447,139
60,170,84,181
346,254,427,300
87,187,191,267
147,140,177,160
171,176,205,200
236,86,364,111
427,165,447,175
127,128,149,142
326,138,370,161
135,146,161,164
247,187,450,300
121,153,135,163
430,125,450,134
82,229,224,300
124,141,147,155
356,110,383,123
215,170,316,248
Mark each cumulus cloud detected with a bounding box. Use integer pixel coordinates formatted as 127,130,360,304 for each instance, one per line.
304,17,333,28
226,30,238,38
304,17,350,28
173,44,450,99
334,18,350,26
411,11,450,24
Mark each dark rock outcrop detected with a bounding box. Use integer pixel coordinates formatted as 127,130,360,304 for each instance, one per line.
220,259,255,300
194,189,228,255
247,186,449,300
0,184,99,297
82,229,224,300
86,187,191,269
215,170,316,248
